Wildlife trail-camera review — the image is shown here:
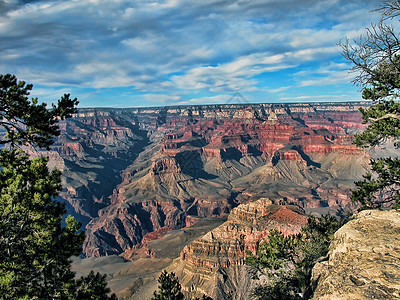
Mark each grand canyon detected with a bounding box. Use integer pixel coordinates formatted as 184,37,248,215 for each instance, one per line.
4,1,400,299
39,101,382,298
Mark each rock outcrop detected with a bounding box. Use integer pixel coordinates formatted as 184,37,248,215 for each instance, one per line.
180,198,308,269
84,200,186,257
311,209,400,300
171,198,308,299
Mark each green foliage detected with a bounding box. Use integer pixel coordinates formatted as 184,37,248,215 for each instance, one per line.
354,100,400,148
0,73,78,150
340,1,400,209
245,229,302,299
352,157,400,209
152,270,185,300
246,215,344,299
246,229,299,276
352,100,400,210
68,271,118,300
0,74,116,299
294,215,344,293
0,150,83,299
361,56,400,101
250,281,301,300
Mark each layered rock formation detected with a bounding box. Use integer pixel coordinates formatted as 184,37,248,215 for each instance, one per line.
171,198,308,299
42,102,372,257
180,198,307,269
311,209,400,300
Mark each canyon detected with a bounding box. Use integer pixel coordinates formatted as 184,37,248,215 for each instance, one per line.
42,102,375,298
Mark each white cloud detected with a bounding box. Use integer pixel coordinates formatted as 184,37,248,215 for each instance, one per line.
0,0,383,106
286,46,339,62
295,62,356,87
170,52,296,93
278,93,362,102
289,29,343,48
298,71,354,87
269,86,291,93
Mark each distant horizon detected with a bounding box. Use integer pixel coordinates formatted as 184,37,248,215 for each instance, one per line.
0,1,383,107
76,99,371,110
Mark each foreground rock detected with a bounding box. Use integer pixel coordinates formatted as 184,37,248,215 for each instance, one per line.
312,209,400,300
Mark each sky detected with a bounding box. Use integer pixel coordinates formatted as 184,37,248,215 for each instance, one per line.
0,0,384,108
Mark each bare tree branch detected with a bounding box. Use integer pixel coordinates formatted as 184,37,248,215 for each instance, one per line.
369,113,400,122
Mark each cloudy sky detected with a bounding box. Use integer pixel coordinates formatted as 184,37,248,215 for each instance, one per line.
0,0,383,107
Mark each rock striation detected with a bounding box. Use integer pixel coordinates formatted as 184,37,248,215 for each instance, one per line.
42,102,374,257
311,209,400,300
180,198,308,269
172,198,308,299
52,102,400,299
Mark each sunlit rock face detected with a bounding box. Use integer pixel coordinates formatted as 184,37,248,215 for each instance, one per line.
43,102,372,257
311,210,400,300
169,198,308,299
180,198,308,270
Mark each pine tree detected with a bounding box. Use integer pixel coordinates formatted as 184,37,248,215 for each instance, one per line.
152,270,185,300
340,1,400,209
245,216,344,299
0,74,116,299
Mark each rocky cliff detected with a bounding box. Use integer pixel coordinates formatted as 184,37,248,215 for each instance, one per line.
180,198,308,270
311,209,400,300
41,102,373,257
170,198,308,299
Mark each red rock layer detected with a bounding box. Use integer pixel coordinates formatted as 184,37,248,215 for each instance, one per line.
180,198,308,269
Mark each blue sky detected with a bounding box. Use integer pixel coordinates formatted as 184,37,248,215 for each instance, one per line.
0,0,383,108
